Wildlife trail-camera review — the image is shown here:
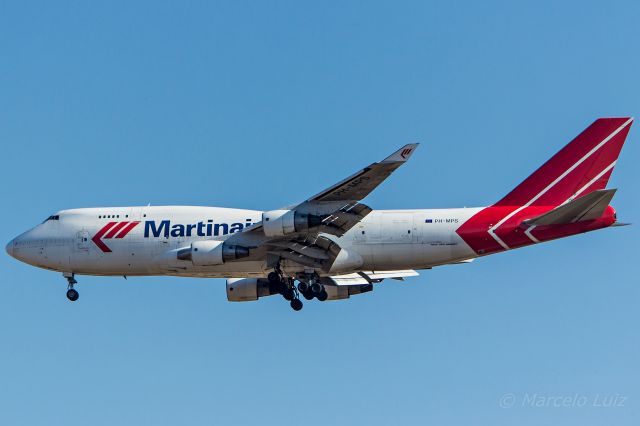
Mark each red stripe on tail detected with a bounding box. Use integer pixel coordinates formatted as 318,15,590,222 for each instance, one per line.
495,117,632,207
456,117,633,255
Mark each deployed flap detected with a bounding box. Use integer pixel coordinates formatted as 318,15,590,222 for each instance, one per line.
326,274,370,286
266,235,343,272
327,270,419,286
523,189,616,226
366,270,419,280
317,202,372,236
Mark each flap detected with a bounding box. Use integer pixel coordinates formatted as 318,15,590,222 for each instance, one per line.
326,270,419,286
317,202,372,236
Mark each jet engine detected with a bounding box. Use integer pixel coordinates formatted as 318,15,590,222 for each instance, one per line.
226,278,279,302
177,240,249,266
262,209,323,237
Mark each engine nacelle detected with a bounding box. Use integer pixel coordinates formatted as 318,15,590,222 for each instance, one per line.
226,278,278,302
262,209,323,237
324,283,373,300
177,240,249,266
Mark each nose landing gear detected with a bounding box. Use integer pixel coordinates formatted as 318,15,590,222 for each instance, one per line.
66,288,79,302
63,273,79,302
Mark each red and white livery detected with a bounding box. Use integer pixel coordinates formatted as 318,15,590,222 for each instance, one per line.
6,118,633,310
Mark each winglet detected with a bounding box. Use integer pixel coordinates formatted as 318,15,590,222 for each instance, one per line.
382,143,419,163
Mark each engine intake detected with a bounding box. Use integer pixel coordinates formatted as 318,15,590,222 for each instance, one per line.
177,240,249,266
262,209,323,237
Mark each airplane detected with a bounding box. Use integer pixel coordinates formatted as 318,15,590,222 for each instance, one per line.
5,117,633,311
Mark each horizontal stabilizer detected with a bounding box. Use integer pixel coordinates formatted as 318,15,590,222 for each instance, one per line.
523,189,616,226
611,222,631,227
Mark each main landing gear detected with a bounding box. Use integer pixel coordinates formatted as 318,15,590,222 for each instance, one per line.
268,268,328,311
64,273,79,302
268,270,303,311
298,273,328,302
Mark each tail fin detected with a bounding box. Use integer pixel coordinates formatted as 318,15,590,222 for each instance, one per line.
495,117,633,207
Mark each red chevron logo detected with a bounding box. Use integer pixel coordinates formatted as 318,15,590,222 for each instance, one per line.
91,221,140,253
400,148,412,159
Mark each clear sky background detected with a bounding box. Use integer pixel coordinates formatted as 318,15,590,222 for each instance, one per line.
1,1,638,425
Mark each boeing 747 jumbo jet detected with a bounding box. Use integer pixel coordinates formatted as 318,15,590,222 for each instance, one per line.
6,118,633,310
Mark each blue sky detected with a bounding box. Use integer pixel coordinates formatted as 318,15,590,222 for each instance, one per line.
1,1,639,425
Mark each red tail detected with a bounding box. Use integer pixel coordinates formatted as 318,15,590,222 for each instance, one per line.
495,117,633,207
456,118,633,254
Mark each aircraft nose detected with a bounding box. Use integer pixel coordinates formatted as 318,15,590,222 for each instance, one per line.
6,239,14,258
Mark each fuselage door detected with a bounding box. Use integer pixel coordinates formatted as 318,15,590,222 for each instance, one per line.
76,230,90,251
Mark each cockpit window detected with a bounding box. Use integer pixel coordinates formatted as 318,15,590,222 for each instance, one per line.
42,215,60,223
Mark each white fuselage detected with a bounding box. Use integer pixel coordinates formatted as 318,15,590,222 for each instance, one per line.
7,206,481,278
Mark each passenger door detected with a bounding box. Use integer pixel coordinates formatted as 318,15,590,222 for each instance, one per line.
75,230,90,252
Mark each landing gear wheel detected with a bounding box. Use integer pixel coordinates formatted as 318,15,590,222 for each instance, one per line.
267,271,280,285
311,282,323,294
317,290,328,302
302,290,314,300
290,298,303,311
66,288,79,302
282,288,294,301
63,273,79,302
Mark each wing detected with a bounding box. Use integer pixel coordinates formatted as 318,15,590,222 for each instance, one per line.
299,143,419,213
289,143,419,235
241,143,419,236
225,144,419,273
